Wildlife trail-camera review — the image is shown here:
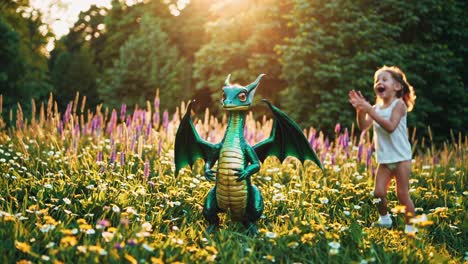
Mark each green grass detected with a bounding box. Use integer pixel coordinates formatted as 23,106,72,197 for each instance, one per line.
0,96,466,263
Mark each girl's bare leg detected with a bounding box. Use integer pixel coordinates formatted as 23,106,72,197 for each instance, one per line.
394,160,415,224
374,164,393,216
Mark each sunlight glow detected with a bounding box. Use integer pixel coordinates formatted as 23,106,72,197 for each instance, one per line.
30,0,112,38
29,0,112,52
29,0,189,52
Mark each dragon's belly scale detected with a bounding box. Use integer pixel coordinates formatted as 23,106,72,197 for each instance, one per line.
216,113,248,218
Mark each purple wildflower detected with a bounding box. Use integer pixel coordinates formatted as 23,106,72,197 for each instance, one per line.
58,120,63,136
74,124,80,137
334,123,341,134
127,239,137,246
120,104,126,122
163,110,169,131
320,152,326,165
337,135,343,147
97,151,103,163
309,131,316,147
153,111,159,127
63,102,72,124
126,115,132,127
109,147,116,164
97,219,110,228
136,124,142,136
343,128,349,148
366,147,373,168
154,95,160,110
357,144,363,163
91,117,98,133
146,123,152,137
141,111,146,125
106,110,117,135
120,152,125,166
114,242,125,250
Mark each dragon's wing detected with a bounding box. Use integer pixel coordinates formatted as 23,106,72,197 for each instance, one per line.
175,101,218,176
254,99,323,169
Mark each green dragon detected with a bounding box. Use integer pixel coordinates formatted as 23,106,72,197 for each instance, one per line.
174,74,322,234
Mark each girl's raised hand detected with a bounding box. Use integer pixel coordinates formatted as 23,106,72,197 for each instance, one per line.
349,90,372,113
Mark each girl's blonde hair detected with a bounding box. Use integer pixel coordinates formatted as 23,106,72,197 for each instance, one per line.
375,65,416,112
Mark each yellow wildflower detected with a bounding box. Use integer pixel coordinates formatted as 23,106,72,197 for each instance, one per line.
77,245,87,253
44,215,58,225
288,226,302,235
151,257,165,264
264,255,275,262
124,254,137,264
60,236,78,247
287,241,299,248
79,224,93,230
186,245,198,253
301,233,315,243
15,241,31,253
77,218,87,224
391,205,407,214
28,205,38,211
60,229,75,235
205,246,218,255
3,215,16,222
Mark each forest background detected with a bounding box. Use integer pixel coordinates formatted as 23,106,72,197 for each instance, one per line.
1,0,466,142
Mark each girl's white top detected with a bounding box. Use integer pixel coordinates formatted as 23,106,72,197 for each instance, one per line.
373,98,412,164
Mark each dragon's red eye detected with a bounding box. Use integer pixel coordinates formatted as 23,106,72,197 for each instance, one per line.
238,92,247,102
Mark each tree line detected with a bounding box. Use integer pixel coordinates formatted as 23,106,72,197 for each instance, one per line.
1,0,466,141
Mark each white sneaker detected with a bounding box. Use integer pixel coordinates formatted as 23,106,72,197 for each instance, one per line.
372,216,392,229
404,225,418,234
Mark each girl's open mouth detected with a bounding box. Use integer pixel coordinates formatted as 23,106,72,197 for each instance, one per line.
377,87,385,93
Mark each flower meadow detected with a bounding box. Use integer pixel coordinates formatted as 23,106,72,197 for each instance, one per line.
0,94,466,264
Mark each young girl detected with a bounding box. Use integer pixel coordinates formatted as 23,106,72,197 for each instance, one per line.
348,66,418,233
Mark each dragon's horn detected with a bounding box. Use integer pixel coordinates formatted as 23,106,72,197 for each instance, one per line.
224,74,231,86
246,74,266,92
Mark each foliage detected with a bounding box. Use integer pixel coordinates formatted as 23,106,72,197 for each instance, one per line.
0,96,466,263
0,0,466,141
193,0,292,114
97,14,189,111
50,47,99,109
278,0,467,138
0,2,53,120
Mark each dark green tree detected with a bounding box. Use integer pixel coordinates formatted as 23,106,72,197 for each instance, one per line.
193,0,293,114
97,14,189,110
0,15,25,113
49,5,108,109
0,1,52,119
278,0,467,139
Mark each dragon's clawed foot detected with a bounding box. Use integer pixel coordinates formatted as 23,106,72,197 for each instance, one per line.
204,169,217,181
245,223,259,236
206,224,219,234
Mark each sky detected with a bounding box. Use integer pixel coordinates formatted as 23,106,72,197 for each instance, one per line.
29,0,113,51
30,0,113,37
29,0,186,52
